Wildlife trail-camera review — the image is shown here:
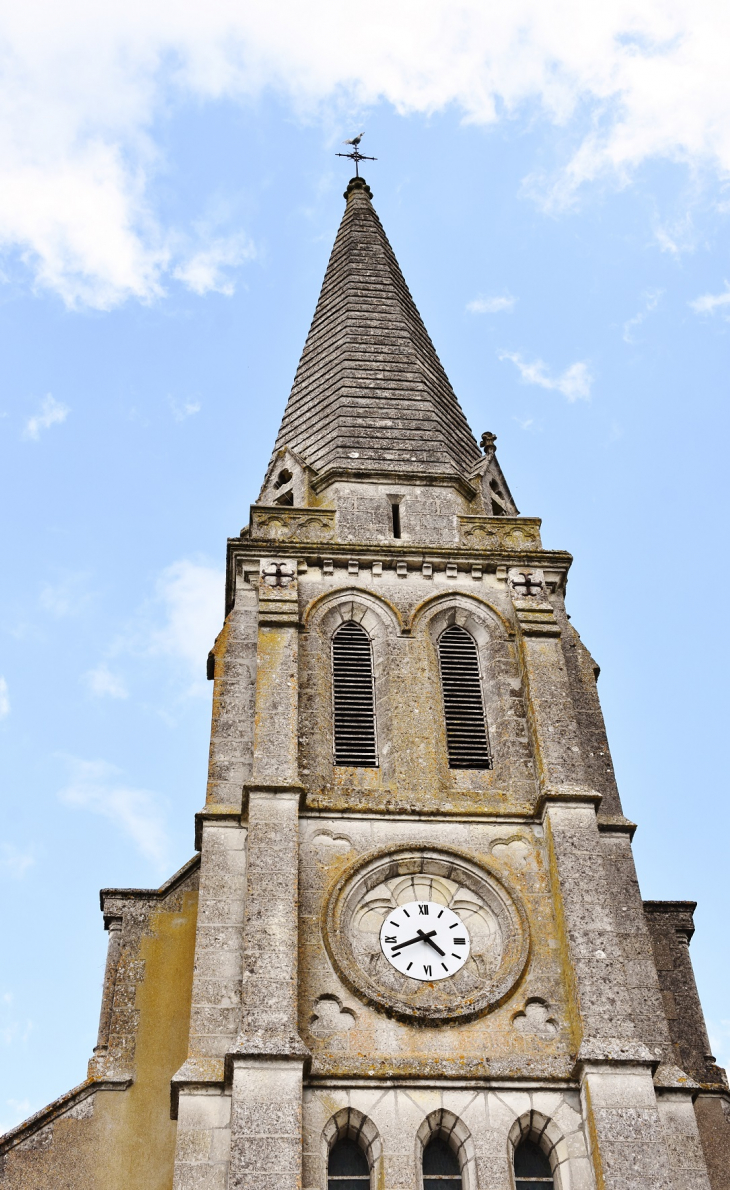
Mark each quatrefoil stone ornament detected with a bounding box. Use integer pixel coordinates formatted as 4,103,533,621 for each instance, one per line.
261,560,296,587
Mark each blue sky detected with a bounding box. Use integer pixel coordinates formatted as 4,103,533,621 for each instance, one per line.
1,2,729,1127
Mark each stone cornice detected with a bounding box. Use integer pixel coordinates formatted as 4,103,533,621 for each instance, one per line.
226,536,572,615
596,814,638,838
309,467,478,501
537,785,603,817
194,805,243,850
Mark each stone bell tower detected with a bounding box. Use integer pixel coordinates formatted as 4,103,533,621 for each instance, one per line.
2,176,729,1190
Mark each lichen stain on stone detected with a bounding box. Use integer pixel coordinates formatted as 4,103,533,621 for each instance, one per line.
0,891,198,1189
544,814,583,1055
97,891,198,1190
205,614,232,807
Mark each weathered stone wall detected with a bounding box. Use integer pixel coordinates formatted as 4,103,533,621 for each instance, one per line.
327,479,470,546
599,831,674,1064
643,902,725,1088
693,1096,730,1190
555,610,622,818
0,862,199,1190
298,816,573,1080
5,471,725,1190
644,901,730,1189
302,1085,595,1190
297,566,536,814
206,579,258,808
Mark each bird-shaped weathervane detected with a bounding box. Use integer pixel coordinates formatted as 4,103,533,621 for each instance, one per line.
336,132,377,177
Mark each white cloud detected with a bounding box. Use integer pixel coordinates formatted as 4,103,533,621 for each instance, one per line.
654,213,696,256
690,283,730,316
148,559,223,693
0,994,33,1049
0,845,34,879
0,678,9,719
467,294,516,314
168,396,201,422
85,664,128,699
173,233,255,296
623,287,663,342
22,394,69,440
0,1,729,307
58,757,170,869
39,571,93,617
95,558,222,704
500,350,593,401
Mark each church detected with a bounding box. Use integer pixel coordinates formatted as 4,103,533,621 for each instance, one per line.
1,173,728,1190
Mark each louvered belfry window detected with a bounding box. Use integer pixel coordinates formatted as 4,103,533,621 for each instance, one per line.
332,621,378,767
438,625,492,769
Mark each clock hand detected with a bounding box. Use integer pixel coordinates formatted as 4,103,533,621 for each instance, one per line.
417,929,446,957
391,930,437,952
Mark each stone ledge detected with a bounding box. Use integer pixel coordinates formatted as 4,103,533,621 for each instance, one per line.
309,467,478,501
170,1057,227,1118
514,604,561,637
194,806,243,850
653,1062,701,1092
537,785,603,816
597,814,638,838
575,1037,657,1068
225,1040,310,1084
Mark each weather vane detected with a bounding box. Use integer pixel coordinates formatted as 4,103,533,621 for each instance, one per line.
336,132,377,177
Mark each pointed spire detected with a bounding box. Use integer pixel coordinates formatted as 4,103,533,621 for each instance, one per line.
271,177,482,482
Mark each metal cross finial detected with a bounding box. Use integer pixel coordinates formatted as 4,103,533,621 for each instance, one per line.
512,571,543,597
336,132,377,177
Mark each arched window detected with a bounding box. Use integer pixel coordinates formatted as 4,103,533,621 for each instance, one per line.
328,1136,370,1189
514,1138,554,1188
423,1136,462,1189
332,621,378,767
437,625,492,769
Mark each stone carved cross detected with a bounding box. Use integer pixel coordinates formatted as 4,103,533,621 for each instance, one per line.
511,571,543,597
261,561,296,588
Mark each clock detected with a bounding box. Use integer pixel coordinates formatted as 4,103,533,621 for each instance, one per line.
324,845,529,1022
379,900,470,981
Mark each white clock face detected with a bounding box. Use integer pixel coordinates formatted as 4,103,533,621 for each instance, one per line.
379,900,470,982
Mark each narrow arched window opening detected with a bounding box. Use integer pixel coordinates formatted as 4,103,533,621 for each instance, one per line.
273,468,293,489
391,503,401,538
514,1139,554,1188
332,621,378,767
328,1137,370,1189
423,1136,462,1189
438,625,492,769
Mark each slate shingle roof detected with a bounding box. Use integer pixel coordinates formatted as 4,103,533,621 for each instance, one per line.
273,177,482,480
